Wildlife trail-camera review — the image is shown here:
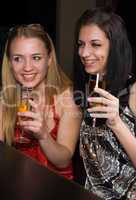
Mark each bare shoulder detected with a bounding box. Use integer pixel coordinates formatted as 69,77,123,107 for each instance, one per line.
129,82,136,116
56,87,82,117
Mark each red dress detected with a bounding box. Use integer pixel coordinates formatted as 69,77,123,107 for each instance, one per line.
12,101,74,180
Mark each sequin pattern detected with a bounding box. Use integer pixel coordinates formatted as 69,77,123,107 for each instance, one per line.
80,106,136,199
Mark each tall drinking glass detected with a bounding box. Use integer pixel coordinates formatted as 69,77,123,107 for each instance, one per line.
17,86,32,143
87,73,106,127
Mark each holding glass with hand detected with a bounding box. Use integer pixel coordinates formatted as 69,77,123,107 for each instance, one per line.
87,73,106,127
17,86,33,143
74,7,136,199
0,24,82,180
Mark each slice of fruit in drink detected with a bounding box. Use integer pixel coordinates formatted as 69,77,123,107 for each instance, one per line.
18,102,28,112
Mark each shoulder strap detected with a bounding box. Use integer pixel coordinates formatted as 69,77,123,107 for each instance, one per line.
51,96,59,120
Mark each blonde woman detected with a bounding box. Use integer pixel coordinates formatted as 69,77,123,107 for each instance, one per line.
0,24,82,180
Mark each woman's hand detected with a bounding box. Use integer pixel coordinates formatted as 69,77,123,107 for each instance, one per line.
87,87,120,127
17,99,48,140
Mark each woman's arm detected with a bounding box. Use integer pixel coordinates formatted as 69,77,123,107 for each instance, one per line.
18,89,82,168
40,89,82,168
88,87,136,167
39,91,82,168
108,117,136,167
112,82,136,167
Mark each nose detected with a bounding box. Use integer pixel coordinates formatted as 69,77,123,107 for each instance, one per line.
23,58,33,72
79,46,91,58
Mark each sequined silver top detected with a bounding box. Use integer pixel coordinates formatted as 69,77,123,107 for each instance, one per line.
80,106,136,200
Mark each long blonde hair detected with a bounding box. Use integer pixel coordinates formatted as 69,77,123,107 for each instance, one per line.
1,24,72,145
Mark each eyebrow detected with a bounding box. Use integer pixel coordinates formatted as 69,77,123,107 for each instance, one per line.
78,39,101,42
11,53,43,57
31,53,42,56
10,54,23,59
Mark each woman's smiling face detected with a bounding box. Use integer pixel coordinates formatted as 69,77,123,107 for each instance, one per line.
9,36,51,88
78,24,110,75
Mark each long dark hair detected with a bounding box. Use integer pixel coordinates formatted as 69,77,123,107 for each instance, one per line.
73,7,132,107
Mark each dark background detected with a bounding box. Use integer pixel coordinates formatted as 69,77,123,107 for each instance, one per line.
0,0,56,60
0,0,56,40
115,0,136,75
0,0,135,74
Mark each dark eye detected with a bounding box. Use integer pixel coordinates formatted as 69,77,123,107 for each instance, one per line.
12,56,22,62
77,41,84,48
92,43,101,47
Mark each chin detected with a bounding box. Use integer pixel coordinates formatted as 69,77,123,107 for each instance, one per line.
85,68,98,75
21,82,36,88
20,77,45,89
